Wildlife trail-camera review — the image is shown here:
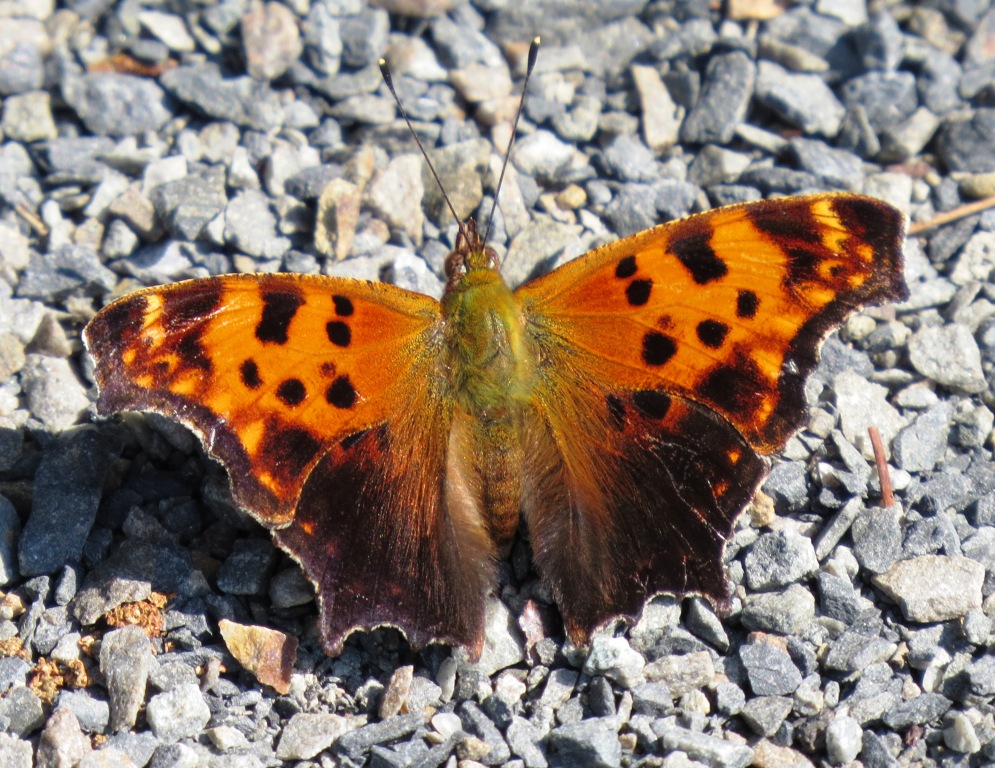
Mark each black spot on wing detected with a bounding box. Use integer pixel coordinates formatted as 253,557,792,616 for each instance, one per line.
332,294,354,317
326,376,357,409
615,255,637,279
240,359,262,389
698,351,767,421
737,290,759,319
632,389,671,420
326,320,351,348
626,279,652,307
668,229,727,284
176,333,211,372
277,378,307,407
642,331,677,367
696,319,729,349
259,424,321,481
257,290,304,345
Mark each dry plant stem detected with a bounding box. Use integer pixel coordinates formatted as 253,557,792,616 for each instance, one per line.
868,426,894,508
908,195,995,235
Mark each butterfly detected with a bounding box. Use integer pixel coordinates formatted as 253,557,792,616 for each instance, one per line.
83,190,908,660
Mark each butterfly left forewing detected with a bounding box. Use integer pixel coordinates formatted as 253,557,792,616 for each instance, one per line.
515,193,907,642
85,274,440,524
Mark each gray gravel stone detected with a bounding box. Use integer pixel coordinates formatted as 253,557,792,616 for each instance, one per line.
754,60,845,137
56,689,109,734
145,683,211,743
160,63,284,131
881,693,951,730
937,109,995,173
743,530,819,590
61,73,171,136
548,718,620,768
680,50,755,145
100,626,153,732
18,428,117,577
852,506,903,574
741,584,815,634
0,686,44,736
0,496,19,586
739,643,803,696
224,189,291,260
507,716,548,768
275,712,349,760
656,724,752,768
17,243,116,301
334,713,422,761
582,636,645,688
740,695,794,737
872,555,985,622
0,734,32,768
907,324,987,393
216,538,277,596
893,402,952,472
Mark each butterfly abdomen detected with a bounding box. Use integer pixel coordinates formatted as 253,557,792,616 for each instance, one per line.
440,260,538,550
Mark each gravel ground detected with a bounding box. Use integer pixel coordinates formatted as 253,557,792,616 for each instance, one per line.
1,0,995,766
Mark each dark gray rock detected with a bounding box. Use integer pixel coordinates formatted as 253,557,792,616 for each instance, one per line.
817,572,864,624
743,530,819,590
101,626,153,732
458,700,511,765
739,695,793,737
18,428,118,577
160,63,283,131
72,541,197,626
216,538,277,596
789,137,864,190
55,689,110,734
881,693,951,729
0,686,44,736
852,506,903,574
754,60,844,137
149,166,228,241
17,244,117,301
938,109,995,172
548,717,620,768
680,50,755,144
335,714,423,761
61,73,171,136
0,495,19,587
739,643,802,696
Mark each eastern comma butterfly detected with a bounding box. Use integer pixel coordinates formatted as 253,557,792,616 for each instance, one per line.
83,41,908,660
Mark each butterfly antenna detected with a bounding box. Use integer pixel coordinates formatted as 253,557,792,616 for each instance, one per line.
379,57,463,234
484,36,540,245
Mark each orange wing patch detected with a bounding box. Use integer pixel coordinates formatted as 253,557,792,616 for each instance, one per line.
84,273,441,525
516,193,907,454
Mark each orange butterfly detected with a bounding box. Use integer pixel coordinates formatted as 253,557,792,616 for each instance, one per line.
83,190,907,659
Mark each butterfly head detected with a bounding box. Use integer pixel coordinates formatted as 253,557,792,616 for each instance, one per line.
444,219,500,287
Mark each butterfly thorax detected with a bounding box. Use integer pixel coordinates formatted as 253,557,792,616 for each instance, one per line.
439,226,536,549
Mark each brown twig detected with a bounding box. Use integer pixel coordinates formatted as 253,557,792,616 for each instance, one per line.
868,426,894,508
908,195,995,236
